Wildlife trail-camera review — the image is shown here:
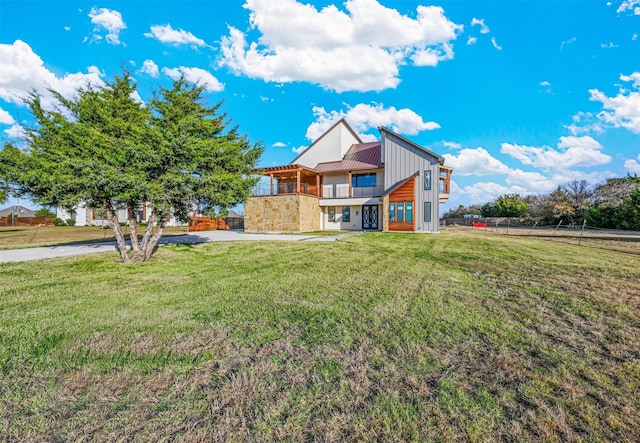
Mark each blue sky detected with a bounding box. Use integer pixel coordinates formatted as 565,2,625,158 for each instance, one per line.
1,0,639,212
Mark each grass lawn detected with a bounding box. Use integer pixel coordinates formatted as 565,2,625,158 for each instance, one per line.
0,225,189,250
1,230,639,441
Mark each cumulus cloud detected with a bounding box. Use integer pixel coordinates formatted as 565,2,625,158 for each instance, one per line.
139,59,159,77
0,108,15,125
466,36,477,46
456,181,529,205
219,0,462,92
625,154,640,173
443,147,511,176
272,141,286,147
588,72,640,133
540,81,551,87
0,40,104,109
442,141,461,149
292,145,307,154
633,33,638,40
162,66,224,92
470,17,489,34
88,7,126,45
500,136,611,169
617,0,640,14
3,123,25,139
491,37,502,51
305,103,440,141
144,24,206,47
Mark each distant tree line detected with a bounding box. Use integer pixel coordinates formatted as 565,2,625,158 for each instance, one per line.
442,175,640,231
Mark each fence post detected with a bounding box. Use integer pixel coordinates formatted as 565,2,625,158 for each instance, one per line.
578,220,587,245
549,220,563,240
527,221,538,236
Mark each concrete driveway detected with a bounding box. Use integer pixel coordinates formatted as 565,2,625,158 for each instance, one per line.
0,230,330,263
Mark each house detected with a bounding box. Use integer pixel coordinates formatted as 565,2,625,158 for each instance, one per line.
245,119,452,233
57,202,181,227
0,205,36,218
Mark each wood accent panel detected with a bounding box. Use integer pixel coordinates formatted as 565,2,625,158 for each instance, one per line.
389,221,414,231
389,177,415,231
389,177,415,201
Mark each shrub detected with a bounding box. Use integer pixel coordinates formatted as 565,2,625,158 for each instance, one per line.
53,218,66,226
66,219,76,226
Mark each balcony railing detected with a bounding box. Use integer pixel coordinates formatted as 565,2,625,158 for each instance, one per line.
322,184,383,198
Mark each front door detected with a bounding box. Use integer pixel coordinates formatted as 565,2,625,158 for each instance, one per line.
362,205,379,230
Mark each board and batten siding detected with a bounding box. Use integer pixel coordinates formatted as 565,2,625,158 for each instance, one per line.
381,129,441,233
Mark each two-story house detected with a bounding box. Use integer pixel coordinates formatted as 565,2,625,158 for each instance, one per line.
245,119,452,233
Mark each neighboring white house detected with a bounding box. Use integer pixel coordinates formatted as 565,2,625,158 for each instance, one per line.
57,202,181,227
245,119,452,233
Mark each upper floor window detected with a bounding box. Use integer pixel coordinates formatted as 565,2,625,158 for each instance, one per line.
352,173,376,188
424,170,432,191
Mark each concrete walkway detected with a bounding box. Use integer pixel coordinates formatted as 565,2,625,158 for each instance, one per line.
0,230,358,263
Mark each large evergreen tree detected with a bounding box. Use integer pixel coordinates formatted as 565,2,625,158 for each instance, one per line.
0,73,263,262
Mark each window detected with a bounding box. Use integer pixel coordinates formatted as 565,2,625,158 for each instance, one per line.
342,206,350,222
352,173,377,187
390,201,414,223
424,202,432,222
328,207,335,222
424,170,432,190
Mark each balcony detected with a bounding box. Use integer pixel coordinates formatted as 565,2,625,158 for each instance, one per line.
322,184,384,198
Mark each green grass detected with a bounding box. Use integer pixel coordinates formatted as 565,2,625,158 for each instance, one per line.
1,230,639,441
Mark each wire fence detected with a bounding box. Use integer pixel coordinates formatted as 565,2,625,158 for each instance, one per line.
442,217,640,256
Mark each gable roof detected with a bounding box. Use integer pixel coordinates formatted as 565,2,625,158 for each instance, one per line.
289,118,363,165
0,205,36,217
378,126,444,164
315,142,382,172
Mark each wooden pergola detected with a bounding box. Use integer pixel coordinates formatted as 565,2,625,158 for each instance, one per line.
255,164,321,196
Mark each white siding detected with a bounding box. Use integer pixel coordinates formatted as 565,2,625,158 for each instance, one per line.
293,121,360,168
322,205,362,230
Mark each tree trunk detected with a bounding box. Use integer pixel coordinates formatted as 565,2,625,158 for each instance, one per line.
142,220,165,261
106,208,131,263
127,204,140,255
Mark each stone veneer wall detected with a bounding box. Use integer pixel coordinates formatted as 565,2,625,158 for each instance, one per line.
381,195,389,232
245,194,321,232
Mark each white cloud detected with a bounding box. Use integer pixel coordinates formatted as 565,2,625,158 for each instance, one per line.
162,67,224,92
260,96,274,102
272,141,286,147
443,147,511,176
3,123,25,139
442,141,461,150
88,7,126,45
0,108,15,125
219,0,462,92
540,81,551,87
292,145,307,154
0,40,105,109
491,37,502,51
139,59,159,77
144,24,206,47
305,103,439,141
600,42,618,48
560,37,576,50
64,26,71,32
466,36,477,46
470,17,489,34
589,72,640,133
500,136,611,169
625,154,640,174
617,0,640,14
633,33,638,40
456,181,528,205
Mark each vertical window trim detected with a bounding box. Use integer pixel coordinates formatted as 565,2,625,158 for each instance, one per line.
424,170,432,191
